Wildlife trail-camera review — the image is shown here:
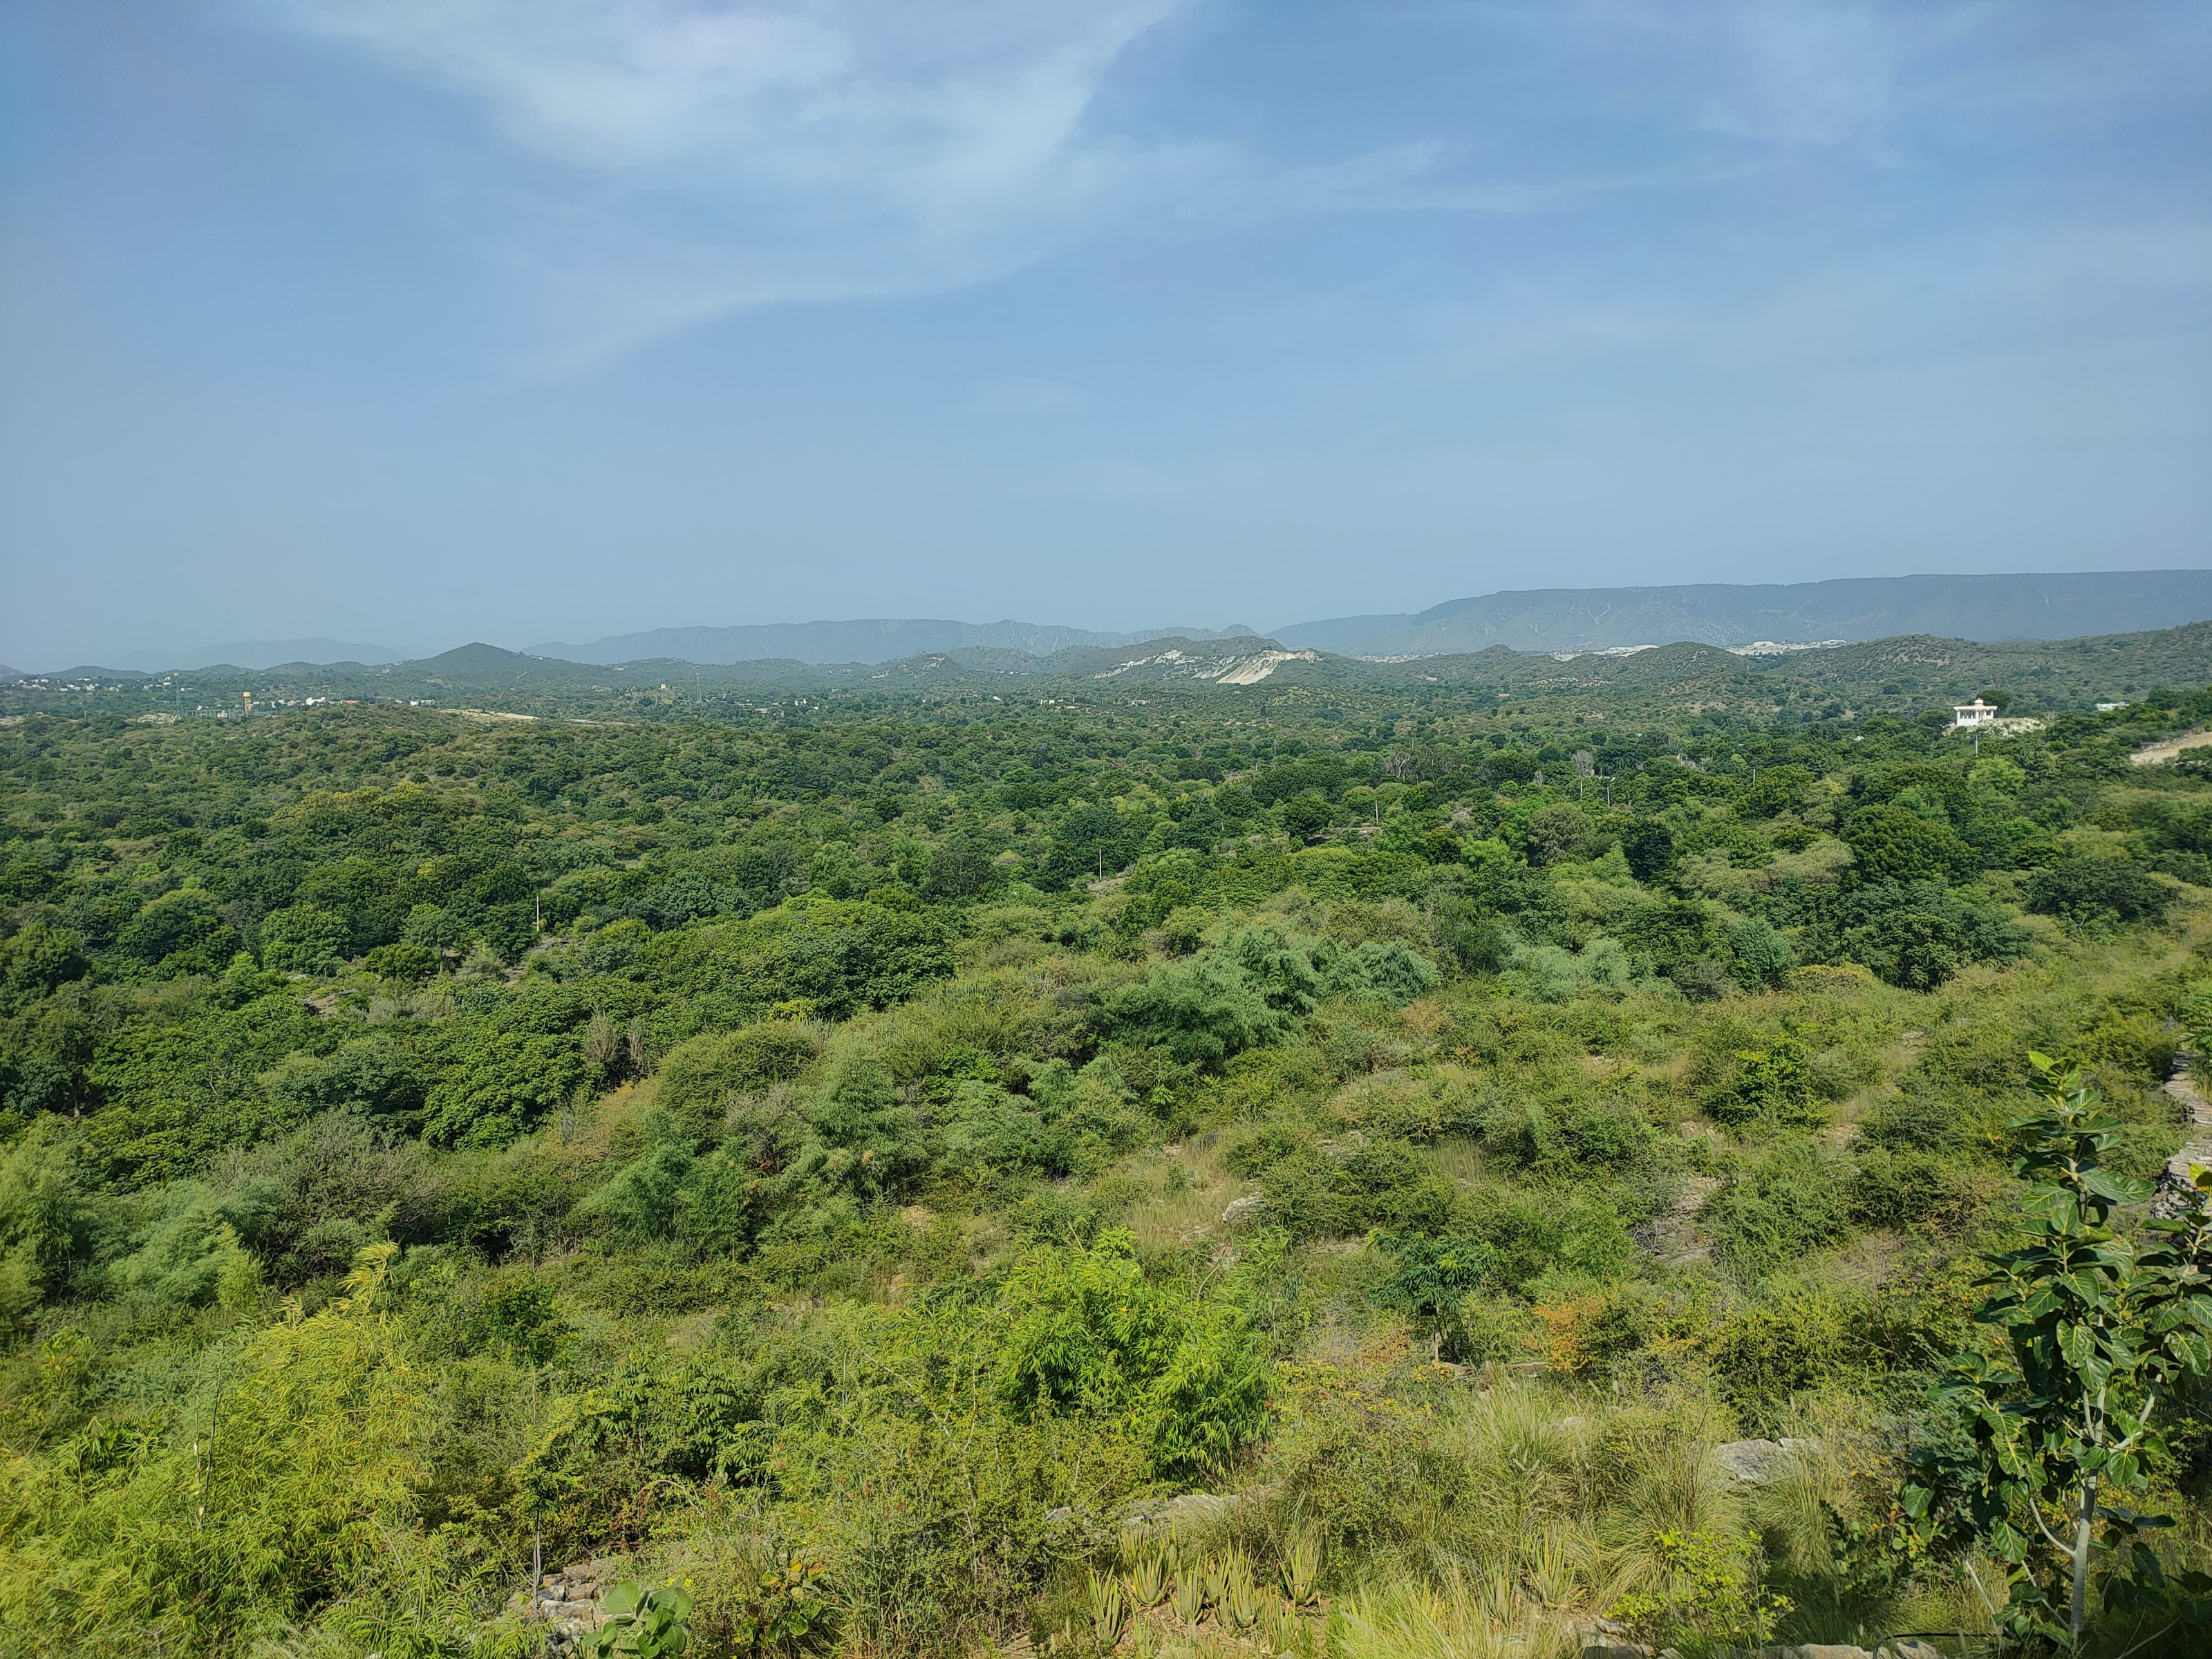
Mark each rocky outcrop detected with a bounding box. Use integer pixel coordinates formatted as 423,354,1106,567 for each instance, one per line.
1710,1438,1821,1483
508,1557,612,1649
2151,1053,2212,1221
1118,1485,1279,1539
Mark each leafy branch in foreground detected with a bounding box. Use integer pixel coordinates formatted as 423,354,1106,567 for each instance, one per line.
583,1577,694,1658
1904,1053,2212,1653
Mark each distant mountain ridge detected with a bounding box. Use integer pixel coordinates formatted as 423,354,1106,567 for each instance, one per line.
53,570,2211,677
531,618,1258,666
111,637,407,672
17,618,2207,727
1274,570,2212,657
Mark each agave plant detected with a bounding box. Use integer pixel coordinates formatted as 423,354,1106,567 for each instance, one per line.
1261,1596,1304,1656
1201,1555,1229,1606
1086,1570,1130,1651
1277,1530,1322,1609
1170,1564,1208,1629
1219,1553,1262,1633
1125,1548,1172,1609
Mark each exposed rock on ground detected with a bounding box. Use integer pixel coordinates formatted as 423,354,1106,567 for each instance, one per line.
2152,1053,2212,1220
1633,1174,1720,1266
508,1557,611,1648
1711,1438,1822,1483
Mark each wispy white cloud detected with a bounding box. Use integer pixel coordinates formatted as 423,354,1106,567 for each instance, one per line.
257,0,1179,185
235,1,1812,368
243,0,1194,362
232,1,2195,371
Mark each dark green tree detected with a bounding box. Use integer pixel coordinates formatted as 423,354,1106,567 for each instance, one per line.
2023,859,2171,928
1845,804,1974,884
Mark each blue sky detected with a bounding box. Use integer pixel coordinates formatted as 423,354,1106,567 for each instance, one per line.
2,1,2207,667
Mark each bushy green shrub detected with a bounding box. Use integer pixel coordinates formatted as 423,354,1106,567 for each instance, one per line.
1109,935,1306,1065
1846,1145,1992,1234
422,1028,587,1146
1454,1182,1637,1291
2023,856,2171,926
656,1022,822,1138
993,1230,1266,1477
1804,879,2027,991
1728,915,1797,989
1705,1293,1863,1427
1026,1054,1146,1172
0,1119,102,1315
259,903,350,975
791,1050,926,1202
1258,1138,1456,1241
1709,1143,1848,1280
117,887,238,975
0,922,88,1006
105,1183,256,1314
1844,804,1975,884
364,939,438,982
263,1037,431,1129
1371,1231,1496,1360
936,1080,1067,1181
1710,1037,1822,1128
579,1118,697,1241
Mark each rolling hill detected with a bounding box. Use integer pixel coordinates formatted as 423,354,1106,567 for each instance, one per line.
1275,570,2212,656
531,618,1257,665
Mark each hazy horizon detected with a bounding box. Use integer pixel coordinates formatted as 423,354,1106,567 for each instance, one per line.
13,566,2210,676
4,3,2209,668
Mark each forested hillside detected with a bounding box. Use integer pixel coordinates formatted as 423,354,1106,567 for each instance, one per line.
2,673,2210,1658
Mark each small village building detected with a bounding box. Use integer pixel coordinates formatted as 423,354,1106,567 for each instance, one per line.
1952,699,1998,728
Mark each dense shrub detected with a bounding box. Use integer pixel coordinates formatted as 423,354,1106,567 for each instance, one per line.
1844,805,1976,884
655,1021,822,1138
1709,1143,1848,1280
422,1029,587,1146
2023,857,2171,926
993,1231,1266,1477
